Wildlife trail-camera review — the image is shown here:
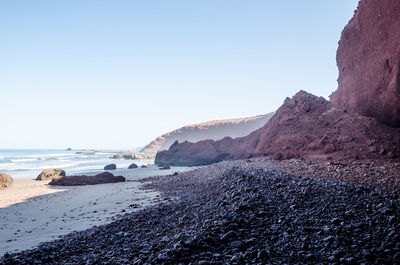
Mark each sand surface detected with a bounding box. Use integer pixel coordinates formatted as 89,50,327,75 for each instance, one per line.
0,166,190,256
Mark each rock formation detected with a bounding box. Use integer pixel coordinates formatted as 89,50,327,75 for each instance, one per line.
36,169,66,181
331,0,400,127
0,173,13,189
141,113,274,154
155,91,400,166
128,163,138,169
48,172,125,186
104,164,117,170
156,0,400,166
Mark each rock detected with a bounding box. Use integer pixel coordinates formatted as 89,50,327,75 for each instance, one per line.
155,91,400,166
220,230,236,241
128,163,138,169
65,148,72,151
48,172,125,186
331,0,400,127
104,164,117,170
141,165,147,168
36,169,65,181
159,166,171,170
229,241,242,248
0,173,13,189
140,113,275,154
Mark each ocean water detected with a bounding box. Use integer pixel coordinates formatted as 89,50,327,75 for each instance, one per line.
0,149,154,179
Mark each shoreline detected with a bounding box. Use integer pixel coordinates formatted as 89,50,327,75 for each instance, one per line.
0,166,190,256
1,158,399,263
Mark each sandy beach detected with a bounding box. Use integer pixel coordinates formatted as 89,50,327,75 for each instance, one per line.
0,166,190,256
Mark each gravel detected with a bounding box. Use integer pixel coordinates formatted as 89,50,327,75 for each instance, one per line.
1,159,399,264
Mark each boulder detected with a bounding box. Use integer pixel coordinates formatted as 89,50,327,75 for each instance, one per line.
104,164,117,170
36,169,66,181
159,166,171,170
141,165,147,168
331,0,400,127
0,173,13,189
128,163,138,169
49,172,125,186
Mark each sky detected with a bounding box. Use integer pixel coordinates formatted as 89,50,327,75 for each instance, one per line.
0,0,359,149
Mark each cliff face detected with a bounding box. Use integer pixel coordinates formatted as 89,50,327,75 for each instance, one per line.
141,113,274,154
155,91,400,166
156,0,400,166
331,0,400,127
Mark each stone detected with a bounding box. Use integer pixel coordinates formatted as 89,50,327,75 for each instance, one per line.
229,241,242,248
0,173,13,189
128,163,138,169
104,164,117,170
36,169,65,181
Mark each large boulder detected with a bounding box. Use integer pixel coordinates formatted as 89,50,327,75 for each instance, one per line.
48,172,125,186
128,163,138,169
36,169,66,181
104,164,117,170
331,0,400,127
0,173,13,189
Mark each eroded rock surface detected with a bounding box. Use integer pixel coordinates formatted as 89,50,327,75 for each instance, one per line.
331,0,400,127
156,91,400,166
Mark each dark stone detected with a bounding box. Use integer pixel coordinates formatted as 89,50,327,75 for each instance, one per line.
104,164,117,170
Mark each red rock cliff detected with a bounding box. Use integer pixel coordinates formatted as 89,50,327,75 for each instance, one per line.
331,0,400,127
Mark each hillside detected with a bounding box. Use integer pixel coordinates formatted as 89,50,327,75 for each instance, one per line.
140,113,274,154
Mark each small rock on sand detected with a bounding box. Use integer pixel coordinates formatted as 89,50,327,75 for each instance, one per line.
104,164,117,170
0,173,13,189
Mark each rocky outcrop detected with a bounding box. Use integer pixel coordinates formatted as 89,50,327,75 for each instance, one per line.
0,173,13,189
104,164,117,170
156,91,400,166
128,163,138,169
36,169,66,181
111,152,155,160
48,172,125,186
141,113,274,154
331,0,400,127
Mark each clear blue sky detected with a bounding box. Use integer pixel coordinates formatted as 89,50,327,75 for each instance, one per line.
0,0,358,149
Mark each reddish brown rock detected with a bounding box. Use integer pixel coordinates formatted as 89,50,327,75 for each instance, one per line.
48,172,125,186
155,91,400,166
331,0,400,127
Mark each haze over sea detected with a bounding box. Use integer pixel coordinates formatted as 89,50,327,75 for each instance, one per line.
0,149,152,179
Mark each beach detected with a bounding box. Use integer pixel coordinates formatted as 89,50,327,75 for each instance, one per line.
0,166,190,256
1,158,399,264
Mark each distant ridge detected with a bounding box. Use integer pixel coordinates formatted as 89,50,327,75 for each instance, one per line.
141,113,274,154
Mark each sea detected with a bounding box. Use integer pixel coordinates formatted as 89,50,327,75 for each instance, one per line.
0,149,154,179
